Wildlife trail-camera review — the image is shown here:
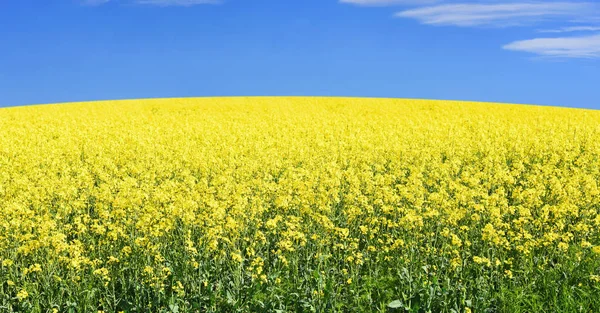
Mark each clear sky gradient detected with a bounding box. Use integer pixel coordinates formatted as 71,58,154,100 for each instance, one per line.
1,0,599,108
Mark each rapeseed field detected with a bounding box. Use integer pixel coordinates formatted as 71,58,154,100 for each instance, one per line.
0,97,599,312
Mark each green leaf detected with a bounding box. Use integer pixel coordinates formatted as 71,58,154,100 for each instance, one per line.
388,300,404,309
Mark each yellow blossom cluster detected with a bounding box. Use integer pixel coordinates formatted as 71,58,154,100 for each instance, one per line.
1,97,599,312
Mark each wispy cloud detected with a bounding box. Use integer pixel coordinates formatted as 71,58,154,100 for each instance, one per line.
503,33,600,58
395,2,594,27
339,0,438,6
538,26,600,33
338,0,600,60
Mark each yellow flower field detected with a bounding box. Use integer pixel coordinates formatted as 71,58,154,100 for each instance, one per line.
0,97,599,312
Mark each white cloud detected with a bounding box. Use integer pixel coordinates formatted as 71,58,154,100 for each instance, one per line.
344,0,600,60
339,0,438,6
503,33,600,58
395,2,595,27
538,26,600,33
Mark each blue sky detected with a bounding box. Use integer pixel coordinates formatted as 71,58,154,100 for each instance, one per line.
0,0,599,109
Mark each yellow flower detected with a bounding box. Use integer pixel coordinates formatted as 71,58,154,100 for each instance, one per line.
473,256,492,267
121,246,132,256
107,256,120,264
231,252,243,263
173,281,185,296
558,242,569,252
17,289,29,301
143,266,154,275
451,234,462,247
1,259,14,267
2,97,600,310
451,257,462,269
29,263,42,273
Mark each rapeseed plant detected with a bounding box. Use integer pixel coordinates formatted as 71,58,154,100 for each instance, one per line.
0,97,599,312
